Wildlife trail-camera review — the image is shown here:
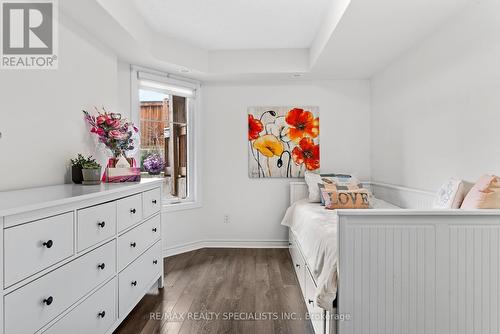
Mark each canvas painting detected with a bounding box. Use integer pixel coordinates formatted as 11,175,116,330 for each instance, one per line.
248,106,320,178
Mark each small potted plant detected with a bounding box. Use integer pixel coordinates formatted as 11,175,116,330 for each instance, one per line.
70,154,94,184
143,153,165,175
81,160,102,185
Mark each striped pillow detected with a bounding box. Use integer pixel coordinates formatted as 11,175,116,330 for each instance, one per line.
320,174,363,190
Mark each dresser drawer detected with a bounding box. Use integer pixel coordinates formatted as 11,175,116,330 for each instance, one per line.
117,194,143,232
4,240,116,334
43,278,117,334
4,212,74,287
77,202,117,252
142,187,161,218
119,241,162,318
117,214,161,271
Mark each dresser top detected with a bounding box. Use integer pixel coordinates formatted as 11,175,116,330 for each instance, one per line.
0,179,163,217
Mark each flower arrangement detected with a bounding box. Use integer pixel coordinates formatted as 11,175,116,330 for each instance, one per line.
248,107,320,178
83,108,139,158
143,153,165,175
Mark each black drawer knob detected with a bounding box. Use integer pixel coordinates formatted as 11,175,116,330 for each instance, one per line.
308,299,314,305
131,280,137,286
97,221,106,228
42,240,53,248
130,208,136,214
295,264,300,268
288,242,292,246
98,310,106,318
43,296,54,306
97,263,105,270
152,227,157,232
130,242,136,248
152,199,157,204
153,260,158,265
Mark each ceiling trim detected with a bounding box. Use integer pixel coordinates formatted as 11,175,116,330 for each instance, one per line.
61,0,473,82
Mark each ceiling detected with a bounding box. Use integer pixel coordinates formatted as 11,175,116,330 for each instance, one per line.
60,0,473,81
133,0,331,50
311,0,472,78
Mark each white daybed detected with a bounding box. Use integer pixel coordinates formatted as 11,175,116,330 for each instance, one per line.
283,181,500,334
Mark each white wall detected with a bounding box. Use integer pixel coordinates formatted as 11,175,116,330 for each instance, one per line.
371,0,500,191
0,14,118,191
0,10,371,254
10,0,497,255
117,61,132,119
164,80,371,253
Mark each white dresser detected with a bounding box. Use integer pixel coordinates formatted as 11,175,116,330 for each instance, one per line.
0,179,164,334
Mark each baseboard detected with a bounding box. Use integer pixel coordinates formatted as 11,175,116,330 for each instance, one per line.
163,239,288,257
163,240,202,257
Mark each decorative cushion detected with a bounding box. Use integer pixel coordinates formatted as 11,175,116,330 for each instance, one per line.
304,171,362,202
433,178,466,209
323,187,371,209
318,182,362,206
461,175,500,209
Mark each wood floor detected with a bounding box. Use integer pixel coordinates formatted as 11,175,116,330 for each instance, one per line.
114,248,314,334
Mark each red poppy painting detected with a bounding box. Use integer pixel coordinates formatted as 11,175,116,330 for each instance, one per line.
248,106,320,178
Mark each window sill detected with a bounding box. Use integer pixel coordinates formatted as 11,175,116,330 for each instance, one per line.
162,200,202,213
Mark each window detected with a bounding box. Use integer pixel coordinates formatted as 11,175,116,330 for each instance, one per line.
132,68,200,209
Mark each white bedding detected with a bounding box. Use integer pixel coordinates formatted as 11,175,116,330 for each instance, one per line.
281,198,400,310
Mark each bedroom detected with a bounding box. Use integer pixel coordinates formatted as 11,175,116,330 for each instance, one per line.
0,0,499,333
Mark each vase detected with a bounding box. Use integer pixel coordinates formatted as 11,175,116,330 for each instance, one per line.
108,155,134,168
115,155,131,168
82,168,102,185
71,166,83,184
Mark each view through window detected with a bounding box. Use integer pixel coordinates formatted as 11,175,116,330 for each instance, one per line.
139,89,188,200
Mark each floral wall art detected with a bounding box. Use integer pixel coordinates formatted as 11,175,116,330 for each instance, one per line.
248,106,320,178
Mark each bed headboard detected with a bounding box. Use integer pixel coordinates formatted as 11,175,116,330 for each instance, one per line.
290,182,309,204
289,181,436,209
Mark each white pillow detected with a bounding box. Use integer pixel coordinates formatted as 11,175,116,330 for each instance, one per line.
434,178,466,209
304,171,322,202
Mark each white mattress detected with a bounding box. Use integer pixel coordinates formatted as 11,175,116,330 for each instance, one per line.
281,198,400,310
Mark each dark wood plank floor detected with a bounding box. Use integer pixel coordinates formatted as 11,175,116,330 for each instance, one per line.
114,248,314,334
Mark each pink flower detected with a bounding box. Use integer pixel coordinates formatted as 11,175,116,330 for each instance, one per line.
91,127,105,136
106,118,120,128
96,115,107,125
109,129,124,139
133,126,139,133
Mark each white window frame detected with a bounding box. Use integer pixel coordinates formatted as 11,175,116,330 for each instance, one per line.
131,65,202,212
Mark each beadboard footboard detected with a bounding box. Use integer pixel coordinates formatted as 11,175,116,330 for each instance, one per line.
336,210,500,334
